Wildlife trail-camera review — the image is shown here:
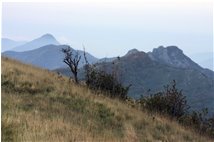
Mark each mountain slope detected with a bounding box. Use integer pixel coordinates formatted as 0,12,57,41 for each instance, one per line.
12,33,60,52
3,44,98,70
57,47,214,115
2,57,212,142
1,38,26,52
102,48,214,114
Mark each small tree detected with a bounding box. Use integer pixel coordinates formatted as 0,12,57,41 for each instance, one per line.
164,80,189,118
62,46,81,83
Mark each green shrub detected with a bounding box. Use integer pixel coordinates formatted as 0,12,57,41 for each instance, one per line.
140,80,189,119
139,80,214,138
179,108,214,138
85,66,130,100
1,75,16,93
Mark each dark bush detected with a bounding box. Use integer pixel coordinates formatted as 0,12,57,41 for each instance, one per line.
139,80,214,138
179,108,214,138
207,116,214,138
140,80,189,119
85,66,130,100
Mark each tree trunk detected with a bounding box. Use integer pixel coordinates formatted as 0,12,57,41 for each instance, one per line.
74,72,78,84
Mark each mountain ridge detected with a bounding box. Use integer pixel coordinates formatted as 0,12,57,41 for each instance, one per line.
3,44,98,70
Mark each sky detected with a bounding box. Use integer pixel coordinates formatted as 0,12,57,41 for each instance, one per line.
2,0,213,60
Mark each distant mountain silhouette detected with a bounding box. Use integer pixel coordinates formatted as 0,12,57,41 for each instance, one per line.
3,44,98,70
1,38,26,52
11,34,60,52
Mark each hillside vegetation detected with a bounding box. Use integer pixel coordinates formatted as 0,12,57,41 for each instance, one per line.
1,57,212,142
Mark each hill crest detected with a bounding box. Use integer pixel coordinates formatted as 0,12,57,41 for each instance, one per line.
2,57,212,142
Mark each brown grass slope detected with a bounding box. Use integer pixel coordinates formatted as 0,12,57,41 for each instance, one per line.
1,57,212,142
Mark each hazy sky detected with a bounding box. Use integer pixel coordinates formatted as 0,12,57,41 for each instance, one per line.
2,0,213,58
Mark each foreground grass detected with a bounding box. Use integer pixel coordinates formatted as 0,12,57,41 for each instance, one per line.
1,57,212,142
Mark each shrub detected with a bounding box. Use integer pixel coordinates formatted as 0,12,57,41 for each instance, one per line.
179,108,214,138
140,80,189,119
85,66,130,100
139,80,214,138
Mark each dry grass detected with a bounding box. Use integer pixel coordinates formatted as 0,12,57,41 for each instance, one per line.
1,57,212,142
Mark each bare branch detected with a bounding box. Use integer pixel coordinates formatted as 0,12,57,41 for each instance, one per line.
61,46,81,84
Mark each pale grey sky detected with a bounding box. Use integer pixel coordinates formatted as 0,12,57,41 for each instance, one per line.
2,0,213,58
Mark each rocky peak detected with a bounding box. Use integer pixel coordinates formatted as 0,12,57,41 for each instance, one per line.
152,45,183,55
148,45,200,69
41,33,56,40
126,48,139,56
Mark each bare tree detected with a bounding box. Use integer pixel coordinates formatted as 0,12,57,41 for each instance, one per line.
62,46,81,84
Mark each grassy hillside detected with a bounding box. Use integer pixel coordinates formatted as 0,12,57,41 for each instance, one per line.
1,57,212,142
